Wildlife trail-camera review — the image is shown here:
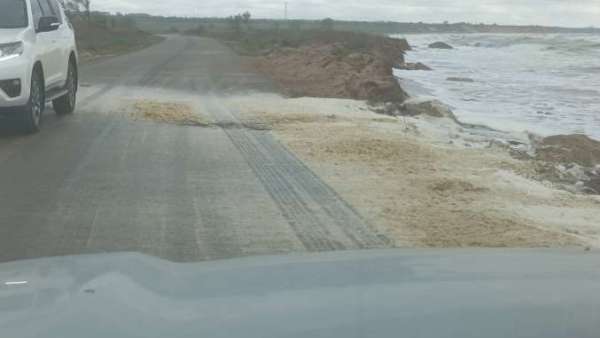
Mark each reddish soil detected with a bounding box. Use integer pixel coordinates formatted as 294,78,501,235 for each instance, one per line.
255,37,410,103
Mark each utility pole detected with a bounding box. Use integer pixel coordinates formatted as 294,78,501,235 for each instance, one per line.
284,2,288,20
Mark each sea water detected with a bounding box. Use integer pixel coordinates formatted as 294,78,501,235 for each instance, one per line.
392,33,600,140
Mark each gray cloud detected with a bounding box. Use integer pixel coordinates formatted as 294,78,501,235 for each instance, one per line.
92,0,600,27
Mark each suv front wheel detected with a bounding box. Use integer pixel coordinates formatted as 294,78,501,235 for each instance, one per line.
53,61,77,115
20,69,45,133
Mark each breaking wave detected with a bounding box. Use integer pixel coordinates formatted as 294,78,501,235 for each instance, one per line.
426,34,600,55
392,33,600,140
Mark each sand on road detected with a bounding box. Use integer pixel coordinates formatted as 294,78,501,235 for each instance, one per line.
226,93,600,248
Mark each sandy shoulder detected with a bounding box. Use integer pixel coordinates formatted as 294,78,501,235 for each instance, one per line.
227,93,600,248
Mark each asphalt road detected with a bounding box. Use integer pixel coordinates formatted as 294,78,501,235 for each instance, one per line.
0,36,390,263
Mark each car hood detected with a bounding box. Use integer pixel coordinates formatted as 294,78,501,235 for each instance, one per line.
0,28,27,44
1,249,599,338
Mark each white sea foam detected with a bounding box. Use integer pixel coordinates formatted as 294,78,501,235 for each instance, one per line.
392,33,600,140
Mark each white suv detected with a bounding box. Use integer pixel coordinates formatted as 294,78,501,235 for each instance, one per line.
0,0,78,133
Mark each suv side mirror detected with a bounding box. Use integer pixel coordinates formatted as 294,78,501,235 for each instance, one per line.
37,16,60,33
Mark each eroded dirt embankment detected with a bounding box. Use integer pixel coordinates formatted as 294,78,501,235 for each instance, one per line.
254,35,410,103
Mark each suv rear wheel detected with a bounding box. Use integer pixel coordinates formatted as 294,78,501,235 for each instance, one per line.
53,60,77,115
20,68,45,133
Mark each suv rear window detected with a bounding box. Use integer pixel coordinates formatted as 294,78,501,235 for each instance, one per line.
0,0,28,28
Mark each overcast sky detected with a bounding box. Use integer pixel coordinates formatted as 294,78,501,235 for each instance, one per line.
92,0,600,28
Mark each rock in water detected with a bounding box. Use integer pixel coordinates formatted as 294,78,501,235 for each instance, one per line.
585,176,600,194
535,134,600,167
428,41,454,49
447,77,475,82
399,98,457,120
396,62,432,71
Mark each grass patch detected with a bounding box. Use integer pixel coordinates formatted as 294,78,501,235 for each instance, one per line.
71,16,163,62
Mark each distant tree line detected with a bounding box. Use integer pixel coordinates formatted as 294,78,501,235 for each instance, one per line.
60,0,91,20
227,11,252,35
139,15,600,35
59,0,138,31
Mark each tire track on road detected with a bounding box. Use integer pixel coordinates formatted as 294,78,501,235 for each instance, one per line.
225,127,341,251
253,133,392,248
205,94,392,252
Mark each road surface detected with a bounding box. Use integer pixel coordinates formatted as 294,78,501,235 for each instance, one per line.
0,36,390,263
